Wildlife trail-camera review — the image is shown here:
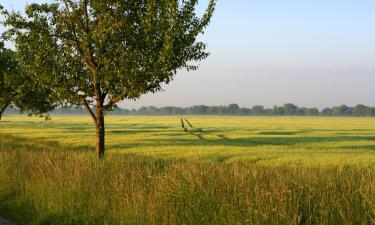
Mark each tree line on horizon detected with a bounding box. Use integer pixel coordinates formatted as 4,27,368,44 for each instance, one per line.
5,103,375,117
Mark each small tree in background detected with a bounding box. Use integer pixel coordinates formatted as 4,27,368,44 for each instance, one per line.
227,103,240,114
252,105,264,115
4,0,216,158
283,103,298,115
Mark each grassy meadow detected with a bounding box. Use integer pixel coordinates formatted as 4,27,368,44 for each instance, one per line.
0,116,375,224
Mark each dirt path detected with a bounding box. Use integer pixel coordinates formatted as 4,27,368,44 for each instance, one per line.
0,217,15,225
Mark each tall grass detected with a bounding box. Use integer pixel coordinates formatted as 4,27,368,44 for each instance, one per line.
0,135,374,225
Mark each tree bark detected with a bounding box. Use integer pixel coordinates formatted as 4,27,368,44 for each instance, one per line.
95,103,105,159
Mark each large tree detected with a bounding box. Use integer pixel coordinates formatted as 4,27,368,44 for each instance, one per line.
4,0,216,158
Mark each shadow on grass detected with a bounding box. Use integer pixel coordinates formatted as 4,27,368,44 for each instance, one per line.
341,145,375,151
257,131,302,135
109,129,176,135
109,135,375,150
0,193,37,225
0,134,94,152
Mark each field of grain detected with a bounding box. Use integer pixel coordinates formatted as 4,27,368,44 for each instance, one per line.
0,116,375,224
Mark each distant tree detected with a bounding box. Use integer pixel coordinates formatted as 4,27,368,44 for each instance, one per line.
332,105,350,116
207,106,220,114
4,0,216,158
306,108,319,116
239,107,251,115
160,106,174,115
147,106,160,115
272,106,285,115
264,108,273,115
227,103,240,114
188,105,209,115
283,103,298,115
218,106,229,114
321,108,332,116
138,106,149,115
252,105,264,115
352,104,369,117
367,107,375,116
171,107,185,115
116,108,131,115
295,107,307,116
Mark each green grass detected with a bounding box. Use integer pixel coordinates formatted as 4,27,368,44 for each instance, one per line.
1,116,375,224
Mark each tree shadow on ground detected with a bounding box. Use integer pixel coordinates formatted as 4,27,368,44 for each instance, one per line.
109,135,375,150
340,145,375,151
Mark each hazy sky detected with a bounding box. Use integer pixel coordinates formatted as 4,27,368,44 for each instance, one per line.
2,0,375,108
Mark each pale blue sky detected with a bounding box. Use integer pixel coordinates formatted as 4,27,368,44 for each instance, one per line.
2,0,375,108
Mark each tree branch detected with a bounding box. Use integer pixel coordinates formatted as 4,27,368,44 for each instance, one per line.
68,87,96,122
81,96,96,122
104,97,121,110
63,1,85,57
0,103,10,115
83,0,90,30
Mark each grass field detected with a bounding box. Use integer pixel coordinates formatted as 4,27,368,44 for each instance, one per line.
1,116,375,224
2,115,375,165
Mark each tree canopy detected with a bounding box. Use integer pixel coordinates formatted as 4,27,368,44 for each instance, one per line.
0,40,55,120
0,41,17,119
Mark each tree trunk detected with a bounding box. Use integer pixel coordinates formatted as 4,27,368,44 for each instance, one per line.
96,105,105,159
0,104,9,121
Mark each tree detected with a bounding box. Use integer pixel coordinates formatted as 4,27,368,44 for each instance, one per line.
147,106,160,115
207,106,220,114
138,106,149,115
366,107,375,117
171,106,185,115
272,106,285,115
306,107,319,116
321,107,332,116
239,107,251,115
352,104,369,117
0,40,54,120
332,105,350,116
227,103,240,114
295,107,307,116
4,0,216,158
283,103,298,115
187,105,209,115
252,105,264,115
